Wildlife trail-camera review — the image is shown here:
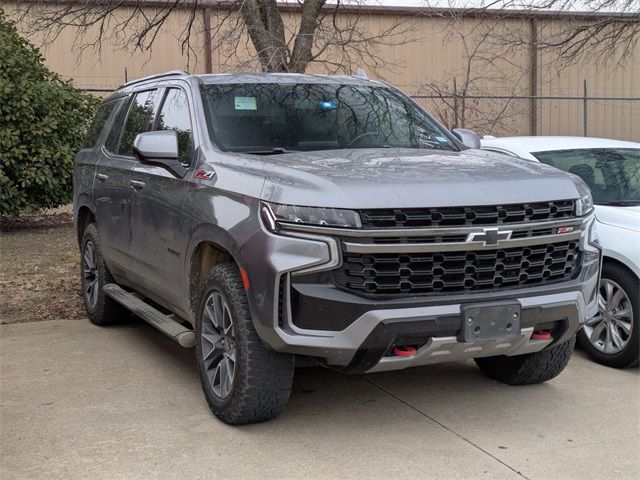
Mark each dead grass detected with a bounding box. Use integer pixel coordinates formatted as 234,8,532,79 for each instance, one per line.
0,208,84,324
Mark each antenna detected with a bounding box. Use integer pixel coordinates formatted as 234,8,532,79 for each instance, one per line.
355,68,368,79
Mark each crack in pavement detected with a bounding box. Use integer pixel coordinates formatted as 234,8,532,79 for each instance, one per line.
363,377,531,480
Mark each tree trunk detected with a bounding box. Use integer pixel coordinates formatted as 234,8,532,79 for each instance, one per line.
240,0,288,72
288,0,326,72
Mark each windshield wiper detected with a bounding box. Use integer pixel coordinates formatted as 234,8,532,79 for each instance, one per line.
596,201,640,206
235,147,298,155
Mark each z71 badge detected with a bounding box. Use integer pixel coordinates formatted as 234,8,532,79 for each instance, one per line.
195,169,215,180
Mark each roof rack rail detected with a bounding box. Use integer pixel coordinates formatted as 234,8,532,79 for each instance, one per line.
118,70,189,89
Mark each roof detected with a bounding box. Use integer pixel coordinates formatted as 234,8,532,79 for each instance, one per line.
482,136,640,160
85,1,639,21
197,72,383,87
113,71,385,94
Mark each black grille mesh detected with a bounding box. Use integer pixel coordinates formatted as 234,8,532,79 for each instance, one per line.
360,200,575,229
335,241,581,296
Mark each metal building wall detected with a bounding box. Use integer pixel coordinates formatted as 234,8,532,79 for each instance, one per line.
4,3,639,140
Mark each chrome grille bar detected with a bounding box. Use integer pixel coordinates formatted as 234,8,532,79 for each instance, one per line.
341,231,582,254
278,217,586,238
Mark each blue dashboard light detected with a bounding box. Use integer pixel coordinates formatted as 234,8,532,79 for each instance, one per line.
319,101,337,110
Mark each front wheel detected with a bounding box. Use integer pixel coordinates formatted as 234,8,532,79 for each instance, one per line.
195,263,294,425
475,336,576,385
578,263,639,368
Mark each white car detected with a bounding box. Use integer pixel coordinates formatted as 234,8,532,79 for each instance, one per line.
482,136,640,368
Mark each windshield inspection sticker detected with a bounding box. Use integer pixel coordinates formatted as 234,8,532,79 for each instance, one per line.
435,136,448,143
235,96,257,110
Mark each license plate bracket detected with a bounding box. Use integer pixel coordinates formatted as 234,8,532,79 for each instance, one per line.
461,301,522,342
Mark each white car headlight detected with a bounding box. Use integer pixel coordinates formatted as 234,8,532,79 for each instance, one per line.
262,202,362,229
571,176,594,216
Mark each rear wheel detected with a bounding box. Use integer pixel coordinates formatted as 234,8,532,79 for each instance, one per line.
80,223,128,325
475,336,576,385
195,263,294,425
578,263,639,368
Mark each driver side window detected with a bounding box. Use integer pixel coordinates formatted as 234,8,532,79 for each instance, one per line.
154,88,193,165
117,89,161,157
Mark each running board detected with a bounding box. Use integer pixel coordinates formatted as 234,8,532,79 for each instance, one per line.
103,284,196,348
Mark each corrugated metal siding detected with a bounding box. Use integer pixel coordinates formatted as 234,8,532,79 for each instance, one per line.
5,3,639,139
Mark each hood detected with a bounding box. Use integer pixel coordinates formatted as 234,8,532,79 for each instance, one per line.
244,148,582,209
595,205,640,233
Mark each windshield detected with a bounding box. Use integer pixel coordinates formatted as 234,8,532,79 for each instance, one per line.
532,148,640,206
200,83,458,153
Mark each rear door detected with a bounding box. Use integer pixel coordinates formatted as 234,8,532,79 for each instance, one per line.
128,86,195,308
94,88,162,278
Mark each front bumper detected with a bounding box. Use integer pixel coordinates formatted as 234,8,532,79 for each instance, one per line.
239,216,600,373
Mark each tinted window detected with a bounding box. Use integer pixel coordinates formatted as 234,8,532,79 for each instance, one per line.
533,148,640,206
83,99,123,148
201,83,457,153
117,89,161,157
155,88,193,164
104,97,131,153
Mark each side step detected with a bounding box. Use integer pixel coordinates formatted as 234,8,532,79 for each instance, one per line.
103,284,196,348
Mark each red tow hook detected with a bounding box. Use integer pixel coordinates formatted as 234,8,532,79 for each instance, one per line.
531,330,552,340
393,346,417,357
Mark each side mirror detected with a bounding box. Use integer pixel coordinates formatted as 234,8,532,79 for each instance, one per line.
452,128,481,149
132,130,186,178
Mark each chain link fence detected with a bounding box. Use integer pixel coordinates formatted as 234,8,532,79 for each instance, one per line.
411,94,640,142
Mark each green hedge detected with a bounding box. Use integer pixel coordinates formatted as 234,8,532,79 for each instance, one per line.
0,9,99,215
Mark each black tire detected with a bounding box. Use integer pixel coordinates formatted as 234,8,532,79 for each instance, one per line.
475,335,576,385
577,262,639,369
195,263,294,425
80,223,128,326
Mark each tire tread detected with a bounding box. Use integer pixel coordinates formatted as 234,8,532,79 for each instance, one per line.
475,336,576,385
197,263,294,425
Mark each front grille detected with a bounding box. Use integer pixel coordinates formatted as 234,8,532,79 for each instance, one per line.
360,200,576,229
335,241,581,296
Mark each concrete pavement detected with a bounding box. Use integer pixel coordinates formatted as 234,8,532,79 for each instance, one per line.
1,319,638,480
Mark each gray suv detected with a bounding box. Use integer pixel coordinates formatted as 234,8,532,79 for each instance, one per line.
74,71,601,424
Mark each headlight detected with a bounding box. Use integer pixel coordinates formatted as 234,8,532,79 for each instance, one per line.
262,202,362,229
571,176,594,216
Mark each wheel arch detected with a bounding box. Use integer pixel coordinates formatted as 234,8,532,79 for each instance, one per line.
186,224,245,317
75,202,96,247
602,254,640,281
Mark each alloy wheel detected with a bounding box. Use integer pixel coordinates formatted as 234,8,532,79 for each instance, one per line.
82,240,99,308
201,292,236,399
583,278,634,354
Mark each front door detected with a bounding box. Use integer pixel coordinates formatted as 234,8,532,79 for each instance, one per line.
128,87,194,309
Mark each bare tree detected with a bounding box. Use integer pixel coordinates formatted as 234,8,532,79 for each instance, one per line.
6,0,413,74
526,0,639,66
416,15,531,135
444,0,640,66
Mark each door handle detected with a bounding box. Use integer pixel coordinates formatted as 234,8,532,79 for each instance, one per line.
130,180,146,190
97,174,108,182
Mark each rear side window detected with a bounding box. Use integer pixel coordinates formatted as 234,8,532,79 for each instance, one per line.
105,97,131,154
117,89,161,157
82,99,122,148
154,88,193,165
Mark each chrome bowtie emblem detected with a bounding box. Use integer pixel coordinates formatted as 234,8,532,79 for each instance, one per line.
467,228,512,246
